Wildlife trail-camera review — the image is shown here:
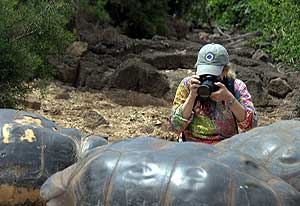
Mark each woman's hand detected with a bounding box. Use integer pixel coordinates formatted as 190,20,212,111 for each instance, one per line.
210,82,234,102
189,75,201,98
211,82,246,122
181,75,201,119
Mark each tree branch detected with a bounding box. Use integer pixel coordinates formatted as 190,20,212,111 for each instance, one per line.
215,25,231,38
12,30,37,41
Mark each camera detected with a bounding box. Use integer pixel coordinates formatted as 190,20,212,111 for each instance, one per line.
197,75,221,98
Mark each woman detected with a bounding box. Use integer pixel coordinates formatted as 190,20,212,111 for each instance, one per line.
170,43,258,144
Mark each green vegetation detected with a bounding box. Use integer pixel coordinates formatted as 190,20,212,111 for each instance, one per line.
208,0,250,28
209,0,300,69
105,0,169,38
0,0,74,107
78,0,109,23
247,0,300,67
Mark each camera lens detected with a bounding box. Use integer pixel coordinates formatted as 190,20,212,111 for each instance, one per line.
197,79,214,98
197,85,212,98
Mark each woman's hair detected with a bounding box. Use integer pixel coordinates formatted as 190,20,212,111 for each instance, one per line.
224,63,236,79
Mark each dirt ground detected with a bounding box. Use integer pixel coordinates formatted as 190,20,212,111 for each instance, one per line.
26,81,284,143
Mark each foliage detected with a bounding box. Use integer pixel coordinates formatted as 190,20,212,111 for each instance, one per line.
74,0,212,38
0,0,74,108
247,0,300,68
208,0,250,28
105,0,169,38
208,0,300,69
79,0,109,23
168,0,201,18
185,0,210,25
167,0,210,28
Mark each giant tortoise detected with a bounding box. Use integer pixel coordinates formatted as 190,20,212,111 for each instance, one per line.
41,137,300,206
0,109,108,205
217,119,300,191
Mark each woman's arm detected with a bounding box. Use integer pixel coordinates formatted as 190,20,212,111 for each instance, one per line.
233,79,258,131
182,75,200,119
169,75,200,133
226,93,246,122
211,81,246,122
210,79,258,131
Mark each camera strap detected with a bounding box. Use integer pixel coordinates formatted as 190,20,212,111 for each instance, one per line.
224,78,239,133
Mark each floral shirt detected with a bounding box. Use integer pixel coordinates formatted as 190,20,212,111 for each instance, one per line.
170,76,258,143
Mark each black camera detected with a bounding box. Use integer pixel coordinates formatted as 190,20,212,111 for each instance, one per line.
197,75,221,98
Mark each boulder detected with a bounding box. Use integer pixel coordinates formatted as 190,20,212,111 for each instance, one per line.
66,41,88,57
47,55,80,85
112,58,170,97
142,51,196,70
268,77,292,98
252,49,270,62
76,53,120,89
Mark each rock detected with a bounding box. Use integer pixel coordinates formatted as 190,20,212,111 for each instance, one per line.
112,58,170,97
268,77,292,98
230,55,261,67
286,71,300,90
181,52,197,69
152,35,168,41
66,41,88,57
76,54,119,90
142,51,196,69
24,98,41,110
245,79,270,107
49,108,63,116
48,55,80,85
47,28,300,116
142,51,182,69
83,110,108,130
228,47,256,58
54,92,71,100
162,69,194,102
252,49,270,62
186,32,207,43
198,32,210,42
88,27,135,56
77,60,111,89
139,125,154,134
57,64,78,85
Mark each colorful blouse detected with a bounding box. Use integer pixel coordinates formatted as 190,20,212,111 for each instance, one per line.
169,76,258,144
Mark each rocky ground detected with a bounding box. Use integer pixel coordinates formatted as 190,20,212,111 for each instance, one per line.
25,79,287,143
24,28,300,143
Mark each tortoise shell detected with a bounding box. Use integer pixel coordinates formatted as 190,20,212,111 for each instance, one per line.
217,119,300,191
0,109,108,205
41,137,300,206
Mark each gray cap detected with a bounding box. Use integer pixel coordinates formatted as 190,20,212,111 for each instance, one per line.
195,43,229,76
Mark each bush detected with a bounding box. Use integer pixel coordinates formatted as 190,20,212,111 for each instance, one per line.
75,0,211,39
0,0,74,108
186,0,210,26
247,0,300,68
78,0,109,23
105,0,169,38
208,0,250,28
208,0,300,69
168,0,202,18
